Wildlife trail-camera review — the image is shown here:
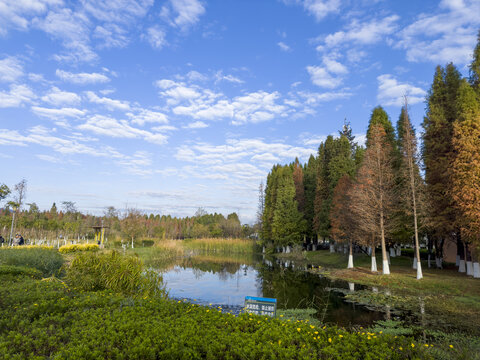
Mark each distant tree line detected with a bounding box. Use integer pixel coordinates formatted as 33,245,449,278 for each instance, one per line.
0,184,250,243
260,31,480,278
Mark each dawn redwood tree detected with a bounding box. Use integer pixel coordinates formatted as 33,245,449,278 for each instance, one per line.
330,174,355,268
469,30,480,94
398,97,425,279
351,124,396,275
314,135,355,250
303,155,318,242
271,166,306,249
422,64,462,269
451,79,480,278
292,158,306,214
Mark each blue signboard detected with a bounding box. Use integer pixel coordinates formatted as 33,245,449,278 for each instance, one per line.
244,296,277,317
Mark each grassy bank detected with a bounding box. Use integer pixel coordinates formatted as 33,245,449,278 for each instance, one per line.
277,250,480,339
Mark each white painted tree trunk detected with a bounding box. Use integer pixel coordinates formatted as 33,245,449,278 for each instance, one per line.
382,259,390,275
371,256,377,272
286,246,291,253
466,261,473,276
312,244,316,251
389,248,396,257
459,259,466,273
348,254,354,269
131,238,134,249
413,256,417,269
348,282,355,292
329,244,335,253
396,247,401,256
473,262,480,278
416,261,423,280
262,246,265,254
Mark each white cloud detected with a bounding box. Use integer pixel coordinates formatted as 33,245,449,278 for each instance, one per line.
31,106,86,119
78,115,168,144
145,25,167,49
36,154,61,163
128,109,168,125
0,84,35,108
323,15,399,48
306,53,349,88
277,41,291,52
0,57,24,82
85,91,130,111
161,0,205,30
34,8,97,63
0,0,61,35
183,121,208,129
93,23,129,48
81,0,153,23
41,87,81,106
185,70,207,82
214,71,244,84
294,0,340,21
396,0,480,64
307,65,342,88
377,74,426,106
56,70,110,85
297,90,352,104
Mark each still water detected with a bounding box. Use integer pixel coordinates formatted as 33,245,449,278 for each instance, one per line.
160,254,387,327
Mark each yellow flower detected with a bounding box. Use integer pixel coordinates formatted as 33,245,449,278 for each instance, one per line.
310,325,315,329
399,347,403,351
297,328,301,332
367,336,371,340
411,343,415,348
278,340,281,345
279,315,284,317
424,344,429,347
328,338,332,343
339,335,343,338
449,345,454,349
314,331,318,335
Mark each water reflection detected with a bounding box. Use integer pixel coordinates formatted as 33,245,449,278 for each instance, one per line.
160,253,386,327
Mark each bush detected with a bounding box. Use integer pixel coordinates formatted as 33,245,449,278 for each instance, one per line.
59,244,99,254
0,276,437,360
64,251,165,297
0,265,42,279
0,248,63,277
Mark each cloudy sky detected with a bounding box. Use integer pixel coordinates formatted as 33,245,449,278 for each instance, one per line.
0,0,479,223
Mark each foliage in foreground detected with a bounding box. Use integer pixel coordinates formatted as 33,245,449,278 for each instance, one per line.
0,247,63,276
0,275,438,360
64,251,165,297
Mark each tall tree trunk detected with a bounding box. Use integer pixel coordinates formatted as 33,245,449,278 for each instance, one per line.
347,241,354,269
371,241,377,272
380,205,390,275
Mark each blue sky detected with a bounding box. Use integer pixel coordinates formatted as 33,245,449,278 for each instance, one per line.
0,0,479,223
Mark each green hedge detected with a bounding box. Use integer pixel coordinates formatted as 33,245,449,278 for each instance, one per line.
0,276,438,360
0,248,64,277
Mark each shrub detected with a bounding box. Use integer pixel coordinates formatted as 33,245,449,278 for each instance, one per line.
0,276,437,360
0,265,42,279
0,248,63,277
64,251,165,297
59,244,99,254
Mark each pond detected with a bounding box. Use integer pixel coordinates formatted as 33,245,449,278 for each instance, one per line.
159,253,390,328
